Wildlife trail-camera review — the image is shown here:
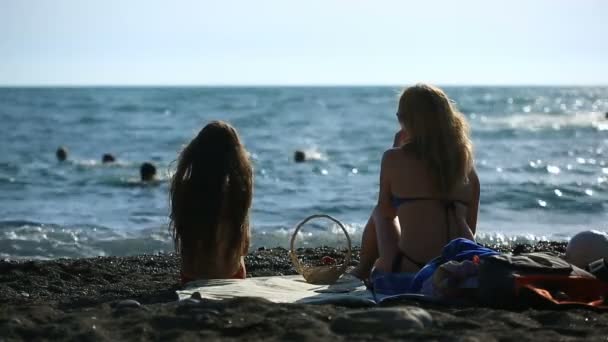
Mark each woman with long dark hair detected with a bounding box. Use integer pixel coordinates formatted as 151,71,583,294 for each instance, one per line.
170,121,253,282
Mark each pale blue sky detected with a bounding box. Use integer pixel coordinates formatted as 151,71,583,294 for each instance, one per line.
1,0,607,86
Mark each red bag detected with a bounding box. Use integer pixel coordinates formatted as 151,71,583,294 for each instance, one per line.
477,252,607,309
515,275,608,309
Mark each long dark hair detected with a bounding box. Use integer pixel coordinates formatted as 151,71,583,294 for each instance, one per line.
399,84,473,194
169,121,253,264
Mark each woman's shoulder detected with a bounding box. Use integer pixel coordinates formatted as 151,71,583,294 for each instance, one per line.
382,145,418,164
381,147,422,177
381,147,403,166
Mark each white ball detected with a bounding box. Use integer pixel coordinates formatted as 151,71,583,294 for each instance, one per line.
565,230,608,269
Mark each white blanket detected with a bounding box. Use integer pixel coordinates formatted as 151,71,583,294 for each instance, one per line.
177,274,377,305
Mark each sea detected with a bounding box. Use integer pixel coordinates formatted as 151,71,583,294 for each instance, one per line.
1,86,607,259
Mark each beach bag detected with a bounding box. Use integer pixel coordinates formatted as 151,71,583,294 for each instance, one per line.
427,258,481,300
587,257,608,282
514,275,608,309
477,252,608,309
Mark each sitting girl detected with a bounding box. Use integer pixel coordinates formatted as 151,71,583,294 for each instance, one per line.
170,121,253,283
353,83,480,281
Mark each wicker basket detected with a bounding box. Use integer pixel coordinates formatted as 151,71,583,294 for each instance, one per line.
289,214,352,285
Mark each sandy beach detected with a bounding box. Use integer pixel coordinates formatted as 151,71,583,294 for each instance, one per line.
2,242,608,341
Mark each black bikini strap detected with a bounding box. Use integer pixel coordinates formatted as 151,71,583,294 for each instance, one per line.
445,204,451,243
393,199,463,272
392,250,425,272
391,251,404,272
443,201,458,244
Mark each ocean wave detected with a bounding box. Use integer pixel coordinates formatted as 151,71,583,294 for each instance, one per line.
299,147,326,161
111,104,170,113
1,219,604,260
0,175,28,186
72,159,141,169
93,177,168,188
482,180,606,212
472,111,607,132
67,160,171,187
0,221,172,260
0,162,19,173
2,87,608,260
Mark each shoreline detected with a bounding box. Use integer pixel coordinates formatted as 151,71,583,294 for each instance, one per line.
4,242,608,341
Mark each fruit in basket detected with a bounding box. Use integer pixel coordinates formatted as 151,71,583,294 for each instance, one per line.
321,256,336,265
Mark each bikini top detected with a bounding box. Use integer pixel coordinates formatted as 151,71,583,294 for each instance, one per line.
391,195,468,209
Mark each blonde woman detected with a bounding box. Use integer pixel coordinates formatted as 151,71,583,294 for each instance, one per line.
353,84,480,281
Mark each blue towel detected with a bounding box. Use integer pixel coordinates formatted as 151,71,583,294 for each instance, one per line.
368,238,498,297
409,238,499,293
370,268,416,296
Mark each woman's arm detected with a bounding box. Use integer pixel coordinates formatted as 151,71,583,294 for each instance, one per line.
377,150,397,219
466,169,480,235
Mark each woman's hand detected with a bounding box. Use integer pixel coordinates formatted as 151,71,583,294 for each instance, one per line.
392,130,408,148
234,257,247,279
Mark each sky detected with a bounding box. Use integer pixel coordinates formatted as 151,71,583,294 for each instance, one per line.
1,0,607,86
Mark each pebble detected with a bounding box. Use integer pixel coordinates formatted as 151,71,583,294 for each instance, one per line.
331,307,433,333
115,299,141,309
512,244,531,255
178,298,202,307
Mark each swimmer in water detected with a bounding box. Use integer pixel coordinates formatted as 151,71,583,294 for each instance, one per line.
140,162,157,181
56,146,68,162
294,150,306,163
102,153,116,164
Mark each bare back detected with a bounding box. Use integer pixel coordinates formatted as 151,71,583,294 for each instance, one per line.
379,147,480,271
180,220,249,280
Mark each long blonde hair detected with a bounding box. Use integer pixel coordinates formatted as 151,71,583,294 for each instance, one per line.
398,83,473,194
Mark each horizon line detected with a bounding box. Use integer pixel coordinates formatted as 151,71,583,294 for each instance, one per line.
1,83,608,88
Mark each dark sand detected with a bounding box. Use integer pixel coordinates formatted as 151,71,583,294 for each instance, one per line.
2,243,608,341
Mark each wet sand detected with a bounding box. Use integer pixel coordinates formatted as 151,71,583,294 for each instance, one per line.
2,243,608,341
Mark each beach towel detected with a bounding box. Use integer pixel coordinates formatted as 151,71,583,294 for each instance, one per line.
365,239,497,297
410,238,499,293
177,274,376,306
177,273,441,306
369,268,416,296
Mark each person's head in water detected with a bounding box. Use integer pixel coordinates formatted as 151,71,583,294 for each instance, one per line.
56,146,68,162
294,150,306,163
102,153,116,164
397,83,473,194
140,162,157,181
169,121,253,279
